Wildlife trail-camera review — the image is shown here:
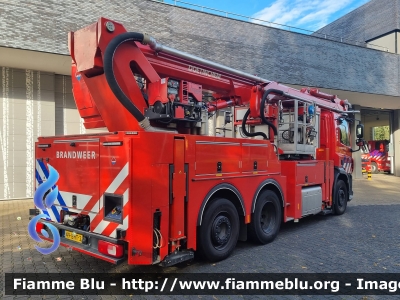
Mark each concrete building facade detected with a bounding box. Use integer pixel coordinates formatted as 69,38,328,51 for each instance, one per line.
315,0,400,53
0,0,399,199
0,69,90,199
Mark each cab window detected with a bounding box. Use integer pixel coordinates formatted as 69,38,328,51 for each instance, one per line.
338,120,350,146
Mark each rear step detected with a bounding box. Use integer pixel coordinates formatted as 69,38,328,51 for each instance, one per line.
160,250,194,267
319,209,333,215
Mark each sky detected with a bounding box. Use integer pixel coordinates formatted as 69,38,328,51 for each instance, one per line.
171,0,370,32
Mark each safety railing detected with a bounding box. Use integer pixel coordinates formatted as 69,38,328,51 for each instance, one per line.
151,0,389,52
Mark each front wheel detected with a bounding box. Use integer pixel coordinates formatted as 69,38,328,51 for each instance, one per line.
197,198,239,262
333,180,348,215
248,190,281,244
371,162,379,174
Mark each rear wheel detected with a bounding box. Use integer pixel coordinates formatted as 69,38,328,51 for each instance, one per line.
197,198,239,262
248,190,281,244
371,162,379,174
333,180,348,215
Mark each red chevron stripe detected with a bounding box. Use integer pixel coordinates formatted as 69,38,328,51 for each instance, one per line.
90,208,105,231
82,193,101,213
101,220,120,236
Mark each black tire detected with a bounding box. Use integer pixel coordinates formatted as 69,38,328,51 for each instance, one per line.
248,190,281,244
197,198,239,262
371,162,379,174
333,180,348,215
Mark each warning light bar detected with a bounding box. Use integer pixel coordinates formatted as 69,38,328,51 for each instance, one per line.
37,144,51,148
102,141,123,146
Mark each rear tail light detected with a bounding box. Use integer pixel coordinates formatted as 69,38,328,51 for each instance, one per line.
98,240,124,258
36,222,45,233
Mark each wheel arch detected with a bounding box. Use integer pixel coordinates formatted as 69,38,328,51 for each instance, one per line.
197,183,245,226
251,179,285,214
333,167,350,201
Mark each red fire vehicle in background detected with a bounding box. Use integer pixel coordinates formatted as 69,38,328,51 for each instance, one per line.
32,18,365,266
361,140,390,173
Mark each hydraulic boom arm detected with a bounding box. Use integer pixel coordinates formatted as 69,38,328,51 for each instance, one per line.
69,17,357,138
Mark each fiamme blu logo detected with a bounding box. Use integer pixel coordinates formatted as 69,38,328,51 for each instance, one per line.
28,164,61,255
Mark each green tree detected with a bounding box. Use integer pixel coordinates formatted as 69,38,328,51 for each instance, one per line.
373,126,389,140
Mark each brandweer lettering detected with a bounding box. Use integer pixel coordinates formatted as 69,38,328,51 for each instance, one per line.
56,151,96,159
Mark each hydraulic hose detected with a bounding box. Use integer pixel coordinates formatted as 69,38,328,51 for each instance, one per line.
103,32,146,123
260,89,280,136
241,109,268,140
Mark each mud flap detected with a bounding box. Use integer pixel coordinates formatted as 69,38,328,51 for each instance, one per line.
348,174,353,201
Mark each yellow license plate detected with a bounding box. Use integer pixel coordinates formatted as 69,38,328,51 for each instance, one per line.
65,230,83,243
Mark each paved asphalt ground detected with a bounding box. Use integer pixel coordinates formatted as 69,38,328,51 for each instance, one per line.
1,173,399,299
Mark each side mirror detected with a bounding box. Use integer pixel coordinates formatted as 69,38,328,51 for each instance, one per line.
356,124,364,139
351,138,366,152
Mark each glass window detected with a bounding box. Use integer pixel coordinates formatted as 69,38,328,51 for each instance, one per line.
339,120,350,146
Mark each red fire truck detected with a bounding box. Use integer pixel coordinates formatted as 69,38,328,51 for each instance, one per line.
32,18,365,266
361,140,390,173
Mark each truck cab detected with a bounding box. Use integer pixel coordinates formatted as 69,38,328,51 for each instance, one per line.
362,140,390,173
